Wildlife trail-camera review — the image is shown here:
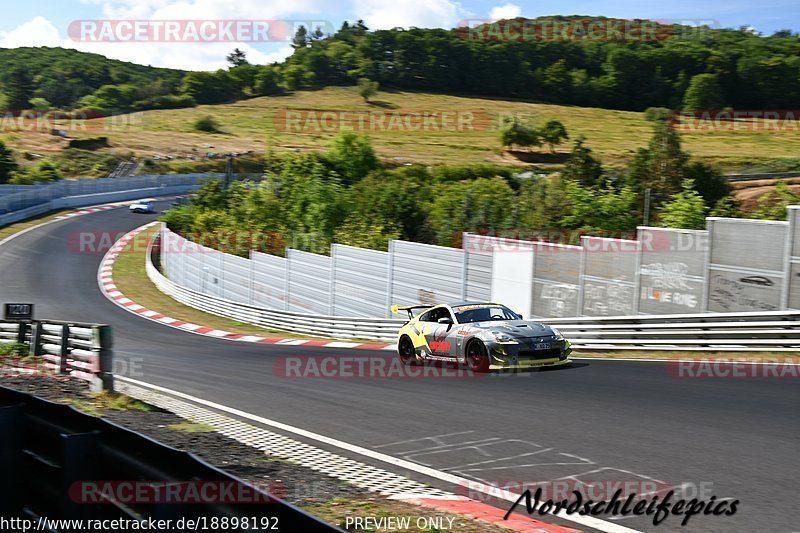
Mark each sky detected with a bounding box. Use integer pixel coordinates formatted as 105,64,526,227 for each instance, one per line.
1,0,799,71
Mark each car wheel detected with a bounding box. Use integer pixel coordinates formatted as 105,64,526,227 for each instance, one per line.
466,340,490,373
398,336,418,366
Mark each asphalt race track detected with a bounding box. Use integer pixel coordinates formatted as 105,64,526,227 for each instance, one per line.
1,201,798,532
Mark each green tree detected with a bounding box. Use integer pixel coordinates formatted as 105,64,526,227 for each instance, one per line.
278,154,349,253
682,74,724,110
29,97,51,111
292,26,309,49
513,174,572,230
357,77,379,102
193,115,222,133
254,66,282,95
428,178,515,246
181,70,241,104
562,136,603,187
500,118,540,151
542,59,571,100
333,215,400,250
0,141,18,184
327,133,379,184
626,118,689,199
539,120,569,152
709,195,743,218
752,181,800,220
657,179,708,229
8,160,63,184
226,48,248,67
560,180,637,231
685,161,730,207
349,168,432,242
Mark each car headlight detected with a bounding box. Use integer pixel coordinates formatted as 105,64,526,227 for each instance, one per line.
550,327,563,339
491,331,517,343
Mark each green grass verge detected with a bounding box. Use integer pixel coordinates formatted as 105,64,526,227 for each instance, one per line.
111,227,349,339
68,391,154,417
167,422,216,433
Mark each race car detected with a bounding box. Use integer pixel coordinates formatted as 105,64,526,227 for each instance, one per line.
129,200,154,213
392,302,571,372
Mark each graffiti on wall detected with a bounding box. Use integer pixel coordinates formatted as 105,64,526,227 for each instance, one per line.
583,281,633,316
639,262,700,309
538,283,579,317
708,272,781,312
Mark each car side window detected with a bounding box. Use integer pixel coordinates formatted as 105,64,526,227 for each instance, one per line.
418,310,432,322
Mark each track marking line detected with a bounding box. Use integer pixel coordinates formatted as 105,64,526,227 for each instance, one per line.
116,375,641,533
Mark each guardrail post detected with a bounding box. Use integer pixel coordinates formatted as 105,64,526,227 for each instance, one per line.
91,325,114,393
59,324,70,375
16,321,28,344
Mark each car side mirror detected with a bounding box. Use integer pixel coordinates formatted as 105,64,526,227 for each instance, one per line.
438,317,453,325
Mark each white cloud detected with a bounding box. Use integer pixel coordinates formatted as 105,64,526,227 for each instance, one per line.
0,16,63,47
0,13,297,70
489,3,521,20
81,0,328,20
354,0,461,29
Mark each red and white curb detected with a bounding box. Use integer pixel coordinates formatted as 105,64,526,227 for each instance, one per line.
98,223,398,350
55,196,183,220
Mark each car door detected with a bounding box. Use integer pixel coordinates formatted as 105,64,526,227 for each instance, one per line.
425,306,457,358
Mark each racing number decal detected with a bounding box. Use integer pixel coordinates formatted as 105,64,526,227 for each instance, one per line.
429,325,452,353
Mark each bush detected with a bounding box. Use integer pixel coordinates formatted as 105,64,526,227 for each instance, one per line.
134,94,196,110
193,115,222,133
0,342,28,357
68,136,109,150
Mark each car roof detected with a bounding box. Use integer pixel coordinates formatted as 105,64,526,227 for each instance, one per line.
447,301,502,308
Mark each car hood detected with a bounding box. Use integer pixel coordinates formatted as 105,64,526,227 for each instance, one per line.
468,321,554,338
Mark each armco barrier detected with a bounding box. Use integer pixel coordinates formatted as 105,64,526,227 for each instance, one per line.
145,230,800,350
0,386,339,531
0,173,261,227
1,319,113,391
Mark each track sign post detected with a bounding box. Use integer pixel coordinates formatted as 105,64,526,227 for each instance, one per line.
4,303,33,321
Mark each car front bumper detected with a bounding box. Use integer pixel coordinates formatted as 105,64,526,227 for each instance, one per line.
488,339,572,370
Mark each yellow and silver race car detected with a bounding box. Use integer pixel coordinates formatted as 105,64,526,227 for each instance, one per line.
391,302,571,372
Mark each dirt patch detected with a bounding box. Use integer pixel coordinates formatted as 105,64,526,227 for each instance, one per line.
733,182,800,211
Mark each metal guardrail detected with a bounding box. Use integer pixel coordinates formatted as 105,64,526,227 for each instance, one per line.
0,320,114,390
0,386,340,531
543,311,800,351
147,234,405,342
144,232,800,351
726,171,800,182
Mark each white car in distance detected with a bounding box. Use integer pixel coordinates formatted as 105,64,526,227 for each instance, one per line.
129,200,154,213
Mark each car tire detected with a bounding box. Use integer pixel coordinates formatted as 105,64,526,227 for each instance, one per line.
398,336,419,366
466,340,490,373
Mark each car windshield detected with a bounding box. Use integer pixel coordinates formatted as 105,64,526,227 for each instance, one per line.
454,304,521,323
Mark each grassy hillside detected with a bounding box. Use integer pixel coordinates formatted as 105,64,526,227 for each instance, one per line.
4,86,800,169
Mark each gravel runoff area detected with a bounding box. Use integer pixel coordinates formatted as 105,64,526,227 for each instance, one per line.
0,370,511,533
